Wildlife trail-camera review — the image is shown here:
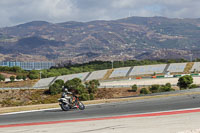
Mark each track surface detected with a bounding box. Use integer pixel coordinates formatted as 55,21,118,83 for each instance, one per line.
0,93,200,126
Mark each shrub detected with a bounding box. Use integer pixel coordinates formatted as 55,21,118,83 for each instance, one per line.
79,93,90,101
177,75,193,89
10,76,15,82
165,83,172,88
131,84,137,92
159,86,169,92
1,99,12,107
170,88,176,91
89,93,95,100
1,98,23,107
47,72,60,78
42,95,60,104
140,88,149,94
22,75,27,81
0,74,5,81
149,85,160,93
16,75,23,80
49,83,62,95
189,84,198,89
159,83,172,92
76,84,87,94
29,74,39,80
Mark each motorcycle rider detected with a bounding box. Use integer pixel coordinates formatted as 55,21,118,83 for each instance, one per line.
58,86,85,111
61,86,73,103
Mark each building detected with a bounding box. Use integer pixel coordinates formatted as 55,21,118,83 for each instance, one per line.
0,61,55,70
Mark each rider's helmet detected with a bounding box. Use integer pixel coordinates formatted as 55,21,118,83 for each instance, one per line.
62,86,69,92
64,88,68,92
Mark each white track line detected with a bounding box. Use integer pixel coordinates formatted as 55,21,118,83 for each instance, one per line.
0,103,106,116
1,104,200,117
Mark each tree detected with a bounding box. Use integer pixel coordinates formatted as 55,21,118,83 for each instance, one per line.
10,76,15,82
0,74,5,82
177,75,193,89
86,80,100,94
64,78,88,95
54,79,64,87
11,66,22,73
49,83,62,95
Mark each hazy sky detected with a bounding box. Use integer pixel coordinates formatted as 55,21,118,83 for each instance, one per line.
0,0,200,27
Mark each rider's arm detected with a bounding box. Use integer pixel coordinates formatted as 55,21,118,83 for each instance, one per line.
61,92,66,98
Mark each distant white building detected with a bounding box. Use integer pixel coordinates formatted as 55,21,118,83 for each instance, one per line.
0,61,55,70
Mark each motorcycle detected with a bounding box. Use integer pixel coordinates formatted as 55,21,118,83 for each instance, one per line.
58,94,85,111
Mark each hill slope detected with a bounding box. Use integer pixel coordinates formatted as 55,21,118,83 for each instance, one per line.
0,17,200,63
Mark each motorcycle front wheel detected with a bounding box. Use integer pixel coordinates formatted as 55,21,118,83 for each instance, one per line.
78,102,85,110
60,103,70,111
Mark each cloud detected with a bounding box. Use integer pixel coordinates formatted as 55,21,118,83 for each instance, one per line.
0,0,200,27
0,0,77,27
110,0,200,18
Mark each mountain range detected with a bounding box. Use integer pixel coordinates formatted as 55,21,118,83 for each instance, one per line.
0,16,200,63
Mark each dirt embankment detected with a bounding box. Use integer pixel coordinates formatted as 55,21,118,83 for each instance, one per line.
0,80,38,88
96,88,138,99
0,85,181,108
0,87,139,107
0,89,61,107
0,72,16,78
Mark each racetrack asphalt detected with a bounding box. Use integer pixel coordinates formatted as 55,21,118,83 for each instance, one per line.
0,93,200,126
